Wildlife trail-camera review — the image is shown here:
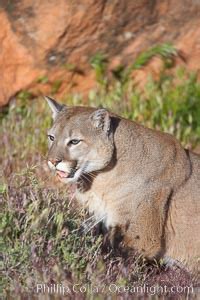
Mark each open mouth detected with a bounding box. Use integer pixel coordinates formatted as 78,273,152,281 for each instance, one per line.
56,168,77,179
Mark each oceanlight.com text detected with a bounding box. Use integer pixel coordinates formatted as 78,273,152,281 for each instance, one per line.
36,283,194,296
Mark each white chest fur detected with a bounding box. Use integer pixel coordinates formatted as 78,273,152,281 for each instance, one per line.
75,189,114,228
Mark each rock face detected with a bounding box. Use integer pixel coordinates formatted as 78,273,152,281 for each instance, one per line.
1,0,200,106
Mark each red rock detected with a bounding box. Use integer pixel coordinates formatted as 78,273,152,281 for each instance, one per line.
1,0,200,106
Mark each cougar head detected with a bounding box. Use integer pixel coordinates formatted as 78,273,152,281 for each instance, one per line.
45,96,114,183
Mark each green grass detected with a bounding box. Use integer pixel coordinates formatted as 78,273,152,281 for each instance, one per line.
0,44,200,298
87,47,200,147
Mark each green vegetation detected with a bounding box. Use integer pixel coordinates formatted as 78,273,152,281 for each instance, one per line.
51,79,63,94
37,75,49,84
0,44,199,298
88,44,200,147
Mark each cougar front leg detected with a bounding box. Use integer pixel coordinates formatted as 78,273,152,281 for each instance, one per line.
123,188,172,259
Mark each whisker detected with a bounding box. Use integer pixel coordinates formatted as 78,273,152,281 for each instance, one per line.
81,173,93,184
84,215,106,234
84,172,96,179
82,215,96,225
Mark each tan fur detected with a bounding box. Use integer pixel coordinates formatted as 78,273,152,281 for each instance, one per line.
45,96,200,274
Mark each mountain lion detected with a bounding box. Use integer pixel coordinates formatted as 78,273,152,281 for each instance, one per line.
45,96,200,274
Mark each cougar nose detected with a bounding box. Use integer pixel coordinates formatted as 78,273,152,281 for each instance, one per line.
49,159,62,166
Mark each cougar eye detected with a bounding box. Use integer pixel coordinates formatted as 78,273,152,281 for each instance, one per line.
68,139,80,145
48,135,55,141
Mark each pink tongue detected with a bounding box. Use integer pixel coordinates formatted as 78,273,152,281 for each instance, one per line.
56,170,69,178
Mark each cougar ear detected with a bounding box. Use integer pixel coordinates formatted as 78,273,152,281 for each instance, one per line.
44,96,64,119
90,108,111,134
